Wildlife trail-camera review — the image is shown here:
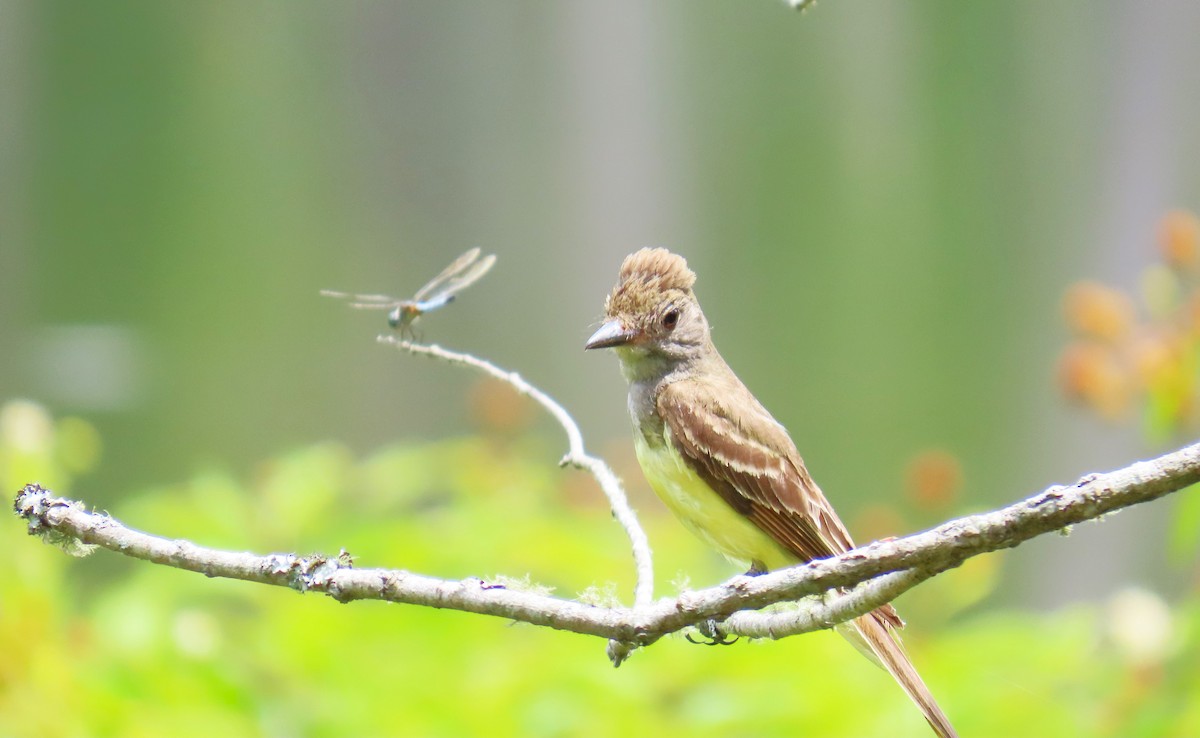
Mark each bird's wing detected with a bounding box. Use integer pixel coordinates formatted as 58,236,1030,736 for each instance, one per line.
658,375,903,627
657,375,855,561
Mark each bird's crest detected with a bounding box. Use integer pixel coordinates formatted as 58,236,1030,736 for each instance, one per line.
605,248,696,318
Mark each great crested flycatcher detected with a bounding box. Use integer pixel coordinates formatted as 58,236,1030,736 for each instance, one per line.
585,248,957,738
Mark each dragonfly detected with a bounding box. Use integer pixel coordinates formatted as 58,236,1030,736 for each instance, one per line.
321,248,497,336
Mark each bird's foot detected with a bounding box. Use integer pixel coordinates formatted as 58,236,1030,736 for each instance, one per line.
685,619,739,646
744,561,769,576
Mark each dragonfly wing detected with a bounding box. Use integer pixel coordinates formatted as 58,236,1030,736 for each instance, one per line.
412,247,481,302
428,253,496,302
320,289,398,303
345,301,402,311
321,289,404,311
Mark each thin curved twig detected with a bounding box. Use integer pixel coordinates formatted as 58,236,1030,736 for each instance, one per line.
378,336,656,613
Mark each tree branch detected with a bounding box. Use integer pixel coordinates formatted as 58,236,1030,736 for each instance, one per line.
14,440,1200,661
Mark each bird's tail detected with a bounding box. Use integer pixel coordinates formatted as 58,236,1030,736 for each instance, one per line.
846,613,958,738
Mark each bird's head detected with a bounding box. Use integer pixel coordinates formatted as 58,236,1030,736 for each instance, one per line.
585,248,711,377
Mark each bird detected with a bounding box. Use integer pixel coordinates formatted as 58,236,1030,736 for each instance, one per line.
584,247,956,738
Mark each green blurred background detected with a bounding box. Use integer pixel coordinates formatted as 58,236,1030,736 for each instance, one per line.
3,1,1200,736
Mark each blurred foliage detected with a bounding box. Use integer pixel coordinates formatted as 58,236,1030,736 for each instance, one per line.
1058,209,1200,436
5,399,1200,737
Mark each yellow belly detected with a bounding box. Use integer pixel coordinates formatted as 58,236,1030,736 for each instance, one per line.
634,432,796,572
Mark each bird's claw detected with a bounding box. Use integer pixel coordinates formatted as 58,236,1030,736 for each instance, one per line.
685,618,739,646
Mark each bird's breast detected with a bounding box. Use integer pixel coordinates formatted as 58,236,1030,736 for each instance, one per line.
633,430,796,572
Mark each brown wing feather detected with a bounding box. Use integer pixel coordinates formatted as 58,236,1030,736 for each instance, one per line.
658,375,855,557
658,373,902,627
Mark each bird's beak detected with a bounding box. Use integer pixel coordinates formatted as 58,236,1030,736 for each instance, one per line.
585,319,637,350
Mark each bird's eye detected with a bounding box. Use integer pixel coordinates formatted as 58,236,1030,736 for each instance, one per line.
662,308,680,330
